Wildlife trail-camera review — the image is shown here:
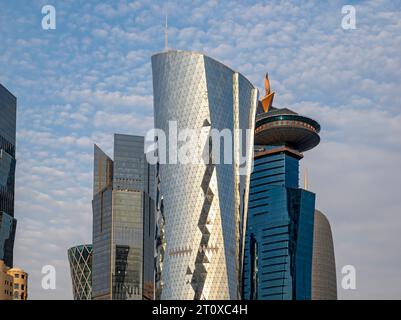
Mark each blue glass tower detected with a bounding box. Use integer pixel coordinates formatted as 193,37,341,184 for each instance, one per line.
243,74,321,300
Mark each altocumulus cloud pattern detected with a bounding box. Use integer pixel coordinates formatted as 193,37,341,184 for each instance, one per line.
0,0,400,299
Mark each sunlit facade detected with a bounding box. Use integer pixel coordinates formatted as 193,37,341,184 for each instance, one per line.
0,84,17,268
7,266,28,300
0,260,13,300
0,260,28,300
312,210,337,300
152,50,257,299
92,134,155,300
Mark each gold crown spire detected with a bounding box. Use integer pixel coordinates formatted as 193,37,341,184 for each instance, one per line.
261,72,275,112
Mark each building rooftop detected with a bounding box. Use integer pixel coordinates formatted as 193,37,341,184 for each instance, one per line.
254,74,321,153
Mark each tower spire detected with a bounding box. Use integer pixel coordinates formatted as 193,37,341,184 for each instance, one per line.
303,168,309,190
261,72,275,113
164,13,168,51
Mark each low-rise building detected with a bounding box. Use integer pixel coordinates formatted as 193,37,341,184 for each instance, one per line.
0,260,13,300
0,260,28,300
7,267,28,300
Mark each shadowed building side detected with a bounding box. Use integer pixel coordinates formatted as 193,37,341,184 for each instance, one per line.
0,84,17,268
92,145,113,300
312,210,337,300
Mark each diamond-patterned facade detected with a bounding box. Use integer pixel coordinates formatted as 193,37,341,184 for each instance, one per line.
152,50,258,299
68,244,93,300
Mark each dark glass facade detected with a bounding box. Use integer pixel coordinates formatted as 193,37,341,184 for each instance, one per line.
0,211,17,267
243,149,315,299
92,134,155,300
68,244,93,300
243,90,325,300
0,84,17,268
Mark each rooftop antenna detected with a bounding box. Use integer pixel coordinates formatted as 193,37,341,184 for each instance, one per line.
303,168,309,190
164,12,168,51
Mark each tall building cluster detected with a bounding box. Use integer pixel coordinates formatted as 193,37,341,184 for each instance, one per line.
0,84,28,300
0,50,337,301
67,50,336,301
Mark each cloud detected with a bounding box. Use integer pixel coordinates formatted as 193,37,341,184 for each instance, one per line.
58,88,153,112
92,29,109,38
298,100,401,299
94,110,153,134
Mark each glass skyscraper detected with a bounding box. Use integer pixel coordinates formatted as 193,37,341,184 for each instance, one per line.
0,84,17,268
152,50,257,299
68,244,93,300
243,74,333,300
91,134,155,300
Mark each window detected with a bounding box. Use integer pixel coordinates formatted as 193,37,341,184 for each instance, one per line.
21,275,25,279
14,292,18,299
14,283,19,289
21,285,24,290
14,274,19,278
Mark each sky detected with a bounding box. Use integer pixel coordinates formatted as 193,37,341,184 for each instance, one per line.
0,0,400,299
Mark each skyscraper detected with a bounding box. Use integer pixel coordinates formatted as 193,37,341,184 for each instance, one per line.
68,244,93,300
243,74,332,300
91,134,155,300
312,210,337,300
152,50,257,299
0,84,17,268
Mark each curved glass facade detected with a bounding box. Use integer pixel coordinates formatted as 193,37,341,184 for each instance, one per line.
312,210,337,300
152,50,257,299
68,244,93,300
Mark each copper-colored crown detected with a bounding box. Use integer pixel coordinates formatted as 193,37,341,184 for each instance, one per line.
261,72,275,112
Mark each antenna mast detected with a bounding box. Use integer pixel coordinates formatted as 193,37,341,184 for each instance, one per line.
164,13,168,51
303,168,309,190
